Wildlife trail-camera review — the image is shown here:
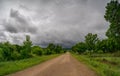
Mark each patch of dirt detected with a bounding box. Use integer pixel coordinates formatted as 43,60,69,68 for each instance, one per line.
8,52,97,76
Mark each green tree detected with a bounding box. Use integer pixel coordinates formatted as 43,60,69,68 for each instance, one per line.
55,45,62,54
98,39,108,53
0,42,21,61
72,42,87,54
32,46,43,56
44,48,52,55
104,0,120,50
85,33,99,51
47,43,56,54
21,35,32,58
106,38,118,52
2,42,13,61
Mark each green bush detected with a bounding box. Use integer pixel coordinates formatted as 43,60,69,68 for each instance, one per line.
20,50,32,59
44,49,52,55
32,48,43,56
11,51,21,60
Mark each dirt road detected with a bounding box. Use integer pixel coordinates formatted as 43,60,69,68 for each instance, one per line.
8,52,97,76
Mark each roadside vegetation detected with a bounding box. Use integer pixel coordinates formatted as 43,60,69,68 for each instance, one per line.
72,53,120,76
71,0,120,76
0,54,59,76
0,35,64,62
0,35,64,75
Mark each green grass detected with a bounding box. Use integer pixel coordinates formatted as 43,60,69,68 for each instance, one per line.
72,53,120,76
0,54,60,76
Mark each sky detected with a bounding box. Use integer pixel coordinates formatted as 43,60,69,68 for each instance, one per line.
0,0,113,47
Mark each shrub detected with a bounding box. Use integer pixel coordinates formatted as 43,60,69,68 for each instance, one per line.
20,50,32,59
11,51,21,60
32,48,43,56
44,49,52,55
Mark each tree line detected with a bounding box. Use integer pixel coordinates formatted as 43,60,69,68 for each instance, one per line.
0,35,64,61
72,0,120,54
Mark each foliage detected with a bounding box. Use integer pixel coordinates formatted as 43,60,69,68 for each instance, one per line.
55,45,62,53
72,53,120,76
72,0,120,54
85,33,98,51
0,35,63,62
0,54,59,76
46,43,63,54
21,35,32,58
72,33,99,54
32,46,43,56
104,0,120,50
72,42,87,54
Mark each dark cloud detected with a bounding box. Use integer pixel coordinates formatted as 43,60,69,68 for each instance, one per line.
4,23,18,33
3,9,37,33
0,0,114,47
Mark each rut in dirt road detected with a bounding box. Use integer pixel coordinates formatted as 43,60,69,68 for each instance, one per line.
8,52,97,76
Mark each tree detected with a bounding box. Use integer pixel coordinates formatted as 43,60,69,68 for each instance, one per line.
101,40,108,53
44,48,52,55
72,42,87,54
21,35,32,58
0,42,22,61
47,43,55,54
106,38,118,52
32,46,43,56
85,33,99,51
2,42,13,61
47,43,55,52
104,0,120,50
46,43,63,54
55,45,62,54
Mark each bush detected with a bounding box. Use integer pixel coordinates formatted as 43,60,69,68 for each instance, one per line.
20,50,32,59
11,51,21,60
32,48,43,56
44,49,52,55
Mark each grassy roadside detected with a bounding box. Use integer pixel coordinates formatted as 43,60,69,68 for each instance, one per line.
0,54,60,76
72,53,120,76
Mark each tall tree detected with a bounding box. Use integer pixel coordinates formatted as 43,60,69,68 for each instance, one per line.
85,33,98,51
104,0,120,50
55,45,62,54
21,35,32,58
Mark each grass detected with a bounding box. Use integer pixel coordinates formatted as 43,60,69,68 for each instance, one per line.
72,53,120,76
0,54,60,76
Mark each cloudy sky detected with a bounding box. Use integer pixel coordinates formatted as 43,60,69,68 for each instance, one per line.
0,0,112,47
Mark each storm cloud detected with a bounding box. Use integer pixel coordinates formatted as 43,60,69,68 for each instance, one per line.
0,0,113,47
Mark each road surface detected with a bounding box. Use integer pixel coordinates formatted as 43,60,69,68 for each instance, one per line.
8,52,97,76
